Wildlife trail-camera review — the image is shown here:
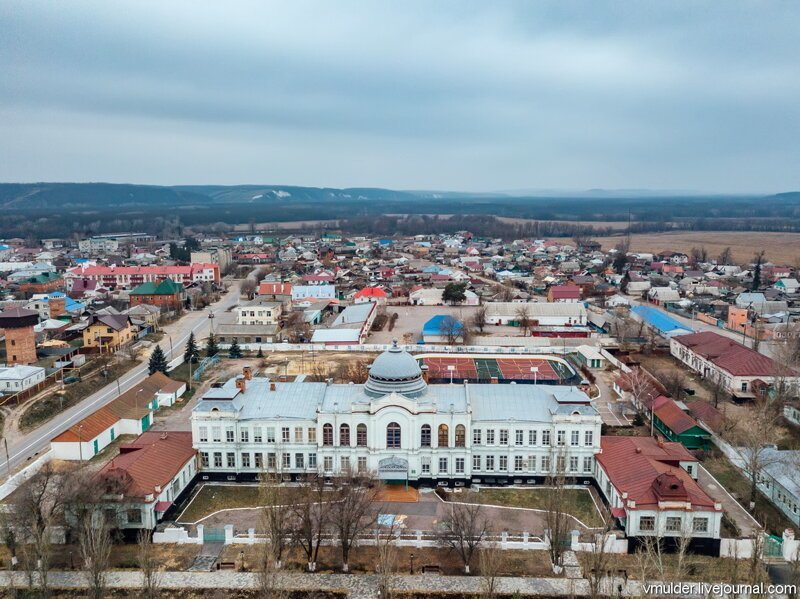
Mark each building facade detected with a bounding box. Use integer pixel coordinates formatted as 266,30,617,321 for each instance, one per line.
191,345,602,486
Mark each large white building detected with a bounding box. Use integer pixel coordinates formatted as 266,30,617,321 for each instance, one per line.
191,344,601,486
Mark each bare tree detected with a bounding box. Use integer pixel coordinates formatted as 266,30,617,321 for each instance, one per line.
437,501,488,574
657,369,688,402
707,375,729,409
79,511,113,599
331,471,379,572
240,278,257,299
479,547,503,599
257,538,290,599
284,310,311,343
290,473,331,572
138,529,161,599
439,315,466,345
515,305,532,337
259,471,292,570
375,516,399,599
718,247,733,266
472,305,488,333
584,512,615,599
544,449,572,569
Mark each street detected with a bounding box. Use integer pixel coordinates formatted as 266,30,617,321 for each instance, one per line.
0,285,241,479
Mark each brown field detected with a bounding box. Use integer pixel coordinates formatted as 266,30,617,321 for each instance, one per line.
595,231,800,264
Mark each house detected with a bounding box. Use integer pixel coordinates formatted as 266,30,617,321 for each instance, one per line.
354,287,388,305
234,298,282,325
775,279,800,294
647,287,681,306
66,263,220,289
129,278,186,310
18,271,64,294
94,431,197,530
292,284,336,301
311,302,377,345
670,331,800,398
744,447,800,528
650,396,711,450
409,287,479,306
484,302,587,327
0,365,46,394
573,346,606,370
82,313,135,352
630,305,693,339
258,282,293,298
595,436,722,553
547,284,582,303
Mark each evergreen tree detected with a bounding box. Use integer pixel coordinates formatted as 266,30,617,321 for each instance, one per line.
256,346,264,358
205,333,218,357
148,345,168,375
752,251,764,291
184,332,199,364
229,339,242,359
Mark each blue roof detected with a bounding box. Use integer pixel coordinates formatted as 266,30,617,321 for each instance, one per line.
423,315,464,336
631,305,693,336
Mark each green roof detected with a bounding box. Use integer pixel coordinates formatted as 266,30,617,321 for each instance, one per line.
25,271,61,284
130,278,184,295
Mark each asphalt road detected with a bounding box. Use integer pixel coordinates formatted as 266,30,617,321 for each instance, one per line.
0,285,241,479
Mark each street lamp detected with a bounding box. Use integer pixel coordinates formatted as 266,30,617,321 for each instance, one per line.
167,334,174,360
410,552,415,574
447,364,455,384
530,366,539,384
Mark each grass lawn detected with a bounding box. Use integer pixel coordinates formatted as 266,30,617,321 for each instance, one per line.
581,552,767,583
703,456,793,535
469,488,605,528
177,484,263,522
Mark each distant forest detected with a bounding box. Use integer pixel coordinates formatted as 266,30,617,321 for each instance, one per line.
0,182,798,241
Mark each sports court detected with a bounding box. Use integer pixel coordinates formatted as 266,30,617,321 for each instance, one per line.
419,354,579,385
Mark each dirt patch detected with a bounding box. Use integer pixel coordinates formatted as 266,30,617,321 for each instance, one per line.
463,488,605,528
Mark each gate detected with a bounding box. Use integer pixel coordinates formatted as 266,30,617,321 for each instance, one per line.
764,534,783,558
203,527,226,543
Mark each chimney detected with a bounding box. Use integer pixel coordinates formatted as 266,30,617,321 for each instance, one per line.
243,366,252,380
635,447,642,454
235,377,246,393
490,377,499,384
269,382,276,392
49,295,66,318
421,365,429,384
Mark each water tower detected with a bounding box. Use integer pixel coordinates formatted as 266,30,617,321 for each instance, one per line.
0,307,39,365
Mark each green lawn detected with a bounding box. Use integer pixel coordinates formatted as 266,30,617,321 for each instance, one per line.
703,456,793,535
177,484,263,522
470,488,605,528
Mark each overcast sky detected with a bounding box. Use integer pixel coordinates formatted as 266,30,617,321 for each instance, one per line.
1,1,799,193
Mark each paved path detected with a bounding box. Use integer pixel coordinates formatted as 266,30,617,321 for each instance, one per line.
0,285,241,479
698,464,762,537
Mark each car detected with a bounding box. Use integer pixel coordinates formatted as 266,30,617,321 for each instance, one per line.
63,375,81,384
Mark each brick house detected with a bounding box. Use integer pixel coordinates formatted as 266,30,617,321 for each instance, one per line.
129,278,186,310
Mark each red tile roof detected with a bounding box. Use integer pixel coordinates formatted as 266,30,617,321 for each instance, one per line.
355,287,387,298
597,437,716,511
652,396,703,435
258,282,293,296
685,399,724,432
674,331,794,377
52,407,119,443
95,431,196,501
549,284,581,299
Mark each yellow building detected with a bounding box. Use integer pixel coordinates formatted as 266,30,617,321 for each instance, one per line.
83,314,135,352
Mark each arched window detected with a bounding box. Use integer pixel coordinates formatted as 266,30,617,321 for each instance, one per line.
322,423,333,446
386,422,401,448
455,424,466,447
339,423,350,446
420,424,431,447
438,424,449,448
356,424,367,447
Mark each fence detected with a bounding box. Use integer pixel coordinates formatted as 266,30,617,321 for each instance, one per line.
216,342,584,356
0,370,63,408
0,450,53,501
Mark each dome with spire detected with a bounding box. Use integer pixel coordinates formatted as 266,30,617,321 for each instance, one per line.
364,340,428,399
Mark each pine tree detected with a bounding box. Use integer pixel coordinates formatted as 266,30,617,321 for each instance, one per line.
148,345,168,375
229,339,242,359
205,333,218,357
184,332,199,364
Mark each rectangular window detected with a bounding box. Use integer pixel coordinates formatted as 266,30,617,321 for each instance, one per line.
499,456,508,471
557,430,566,446
226,429,235,443
456,458,465,474
226,452,236,468
201,452,209,468
199,426,208,443
266,427,276,443
583,457,593,473
499,429,509,445
340,456,349,472
282,453,291,469
358,457,367,473
240,429,249,443
472,455,481,471
514,455,524,471
421,457,431,474
486,429,495,445
666,517,682,532
439,457,448,474
570,456,578,472
295,427,303,443
242,453,251,468
529,430,537,446
253,427,263,443
693,517,709,533
542,430,551,446
486,455,495,471
127,509,142,524
639,516,655,532
254,452,263,468
528,455,536,472
515,430,524,446
267,453,276,469
212,426,221,442
324,456,333,472
557,456,566,473
308,427,316,443
213,452,222,468
541,455,550,472
308,453,317,469
570,431,579,446
282,427,290,443
295,453,304,469
584,431,594,446
473,429,482,445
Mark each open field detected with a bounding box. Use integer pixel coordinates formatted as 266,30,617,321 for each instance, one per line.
464,488,605,528
595,231,800,264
